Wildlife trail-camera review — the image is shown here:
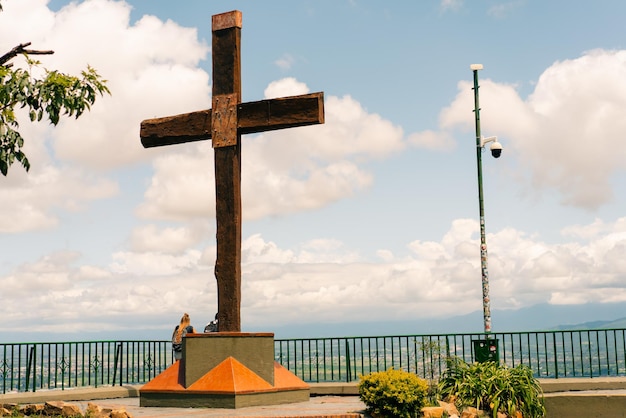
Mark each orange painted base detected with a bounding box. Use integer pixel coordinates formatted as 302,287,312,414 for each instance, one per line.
140,357,310,408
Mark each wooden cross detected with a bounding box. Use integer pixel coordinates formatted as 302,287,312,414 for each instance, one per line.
139,10,324,332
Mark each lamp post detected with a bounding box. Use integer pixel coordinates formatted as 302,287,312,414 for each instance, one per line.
471,64,502,334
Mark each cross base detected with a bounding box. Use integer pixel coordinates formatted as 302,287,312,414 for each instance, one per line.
139,333,309,408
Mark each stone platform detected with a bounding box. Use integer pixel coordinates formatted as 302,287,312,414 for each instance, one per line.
139,332,309,408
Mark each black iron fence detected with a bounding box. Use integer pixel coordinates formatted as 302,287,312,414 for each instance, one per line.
1,340,170,394
2,329,626,394
276,329,626,382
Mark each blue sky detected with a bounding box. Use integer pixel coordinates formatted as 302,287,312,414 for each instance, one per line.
1,0,626,339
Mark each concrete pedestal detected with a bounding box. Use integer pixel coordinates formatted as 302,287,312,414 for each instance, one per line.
140,332,309,408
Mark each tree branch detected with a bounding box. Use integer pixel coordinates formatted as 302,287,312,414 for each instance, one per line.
0,42,54,67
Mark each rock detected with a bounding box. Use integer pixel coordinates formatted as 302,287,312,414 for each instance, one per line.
461,406,480,418
422,406,445,417
87,402,114,418
87,403,105,417
111,408,133,418
44,401,66,416
439,400,460,417
2,400,129,418
1,403,17,416
86,403,102,414
44,400,83,417
61,403,82,417
20,403,45,415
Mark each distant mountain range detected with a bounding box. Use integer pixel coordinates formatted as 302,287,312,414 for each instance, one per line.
552,317,626,330
3,302,626,343
267,301,626,339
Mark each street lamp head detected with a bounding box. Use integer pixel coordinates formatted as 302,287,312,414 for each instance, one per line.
470,64,484,71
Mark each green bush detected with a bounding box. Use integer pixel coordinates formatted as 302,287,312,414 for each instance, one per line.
358,368,429,418
439,357,545,418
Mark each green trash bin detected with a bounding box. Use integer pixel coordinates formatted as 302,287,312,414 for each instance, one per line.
473,338,499,363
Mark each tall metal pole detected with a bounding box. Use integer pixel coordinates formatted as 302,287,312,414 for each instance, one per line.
472,65,491,334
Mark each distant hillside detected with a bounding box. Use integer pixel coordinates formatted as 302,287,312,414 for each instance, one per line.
552,317,626,330
268,301,626,339
4,301,626,343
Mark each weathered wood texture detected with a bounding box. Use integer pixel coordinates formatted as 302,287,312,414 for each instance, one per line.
138,10,325,333
212,11,243,332
140,110,211,147
238,93,324,134
140,93,324,148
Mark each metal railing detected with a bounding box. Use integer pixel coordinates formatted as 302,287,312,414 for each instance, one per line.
2,329,626,393
1,340,170,394
276,329,626,382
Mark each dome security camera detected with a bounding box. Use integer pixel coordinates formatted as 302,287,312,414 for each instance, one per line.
490,141,503,158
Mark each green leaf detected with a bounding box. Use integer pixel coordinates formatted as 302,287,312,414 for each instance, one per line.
0,55,110,174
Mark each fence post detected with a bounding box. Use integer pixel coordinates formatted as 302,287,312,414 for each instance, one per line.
112,343,122,386
552,332,559,379
25,346,34,392
345,339,352,382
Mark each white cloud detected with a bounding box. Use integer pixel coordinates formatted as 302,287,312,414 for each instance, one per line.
0,160,118,232
242,234,296,264
264,77,309,98
3,217,626,332
1,0,210,168
0,0,210,233
46,2,211,168
136,144,216,221
0,251,80,296
129,223,211,253
487,1,524,19
274,53,295,71
138,81,405,222
1,1,408,233
562,218,611,240
407,130,456,151
440,0,464,12
110,248,204,276
439,49,626,210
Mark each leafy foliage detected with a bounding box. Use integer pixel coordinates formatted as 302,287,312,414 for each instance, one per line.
439,357,546,418
0,53,110,175
358,368,429,418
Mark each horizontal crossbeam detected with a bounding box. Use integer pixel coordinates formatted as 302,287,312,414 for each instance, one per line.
140,92,324,148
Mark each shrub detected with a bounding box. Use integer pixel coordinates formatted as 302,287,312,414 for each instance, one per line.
358,368,429,418
439,357,545,418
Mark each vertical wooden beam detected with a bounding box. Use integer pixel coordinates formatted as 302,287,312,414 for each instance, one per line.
212,11,242,332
